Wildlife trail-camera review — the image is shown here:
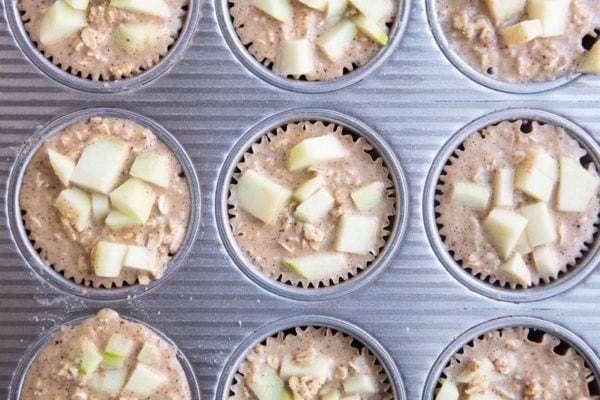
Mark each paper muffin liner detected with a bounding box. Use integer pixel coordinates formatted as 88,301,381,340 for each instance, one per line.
435,119,600,289
17,0,186,81
228,120,396,289
229,326,393,400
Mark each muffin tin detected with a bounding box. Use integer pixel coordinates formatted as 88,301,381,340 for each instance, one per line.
1,1,600,400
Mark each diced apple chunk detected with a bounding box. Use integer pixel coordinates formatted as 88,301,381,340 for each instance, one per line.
102,334,134,369
518,202,556,247
298,0,328,11
293,189,335,223
277,39,315,77
110,178,155,223
327,0,348,19
283,252,347,280
249,368,294,400
93,241,127,278
500,19,543,47
110,0,169,18
515,231,532,255
435,380,459,400
280,353,333,381
65,0,89,10
451,180,490,210
122,363,168,396
321,391,340,400
48,149,75,186
105,210,140,229
335,214,378,255
137,342,161,365
514,148,558,202
351,181,385,211
70,139,129,195
348,0,390,21
483,208,528,259
532,245,559,279
579,41,600,75
123,245,156,272
500,253,532,287
467,393,502,400
318,20,357,62
527,0,570,37
54,188,92,232
354,14,388,45
39,1,87,46
556,156,600,212
288,135,347,171
293,176,325,202
493,168,514,207
483,0,526,25
116,23,165,54
91,194,110,222
70,339,103,377
235,170,292,224
456,358,502,383
343,375,378,394
89,369,127,396
129,152,170,188
253,0,293,23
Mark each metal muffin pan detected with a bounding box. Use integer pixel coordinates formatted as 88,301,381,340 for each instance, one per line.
215,315,406,400
5,107,202,301
215,108,409,301
423,108,600,303
2,0,600,399
7,310,202,400
3,0,202,93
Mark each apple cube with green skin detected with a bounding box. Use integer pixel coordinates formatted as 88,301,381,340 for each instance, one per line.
518,202,556,247
253,0,294,23
293,175,325,202
483,0,525,26
288,135,347,171
105,210,141,229
48,149,75,186
91,193,110,222
280,353,333,381
137,342,161,365
298,0,328,11
493,168,514,207
354,14,389,46
351,181,385,211
235,170,292,224
500,252,532,287
89,369,127,396
102,334,134,369
70,139,129,195
93,241,127,277
451,180,490,210
327,0,348,19
65,0,89,10
318,20,357,62
54,188,92,232
110,178,156,224
532,245,559,279
514,148,558,202
527,0,570,37
335,214,378,255
343,375,378,394
70,339,103,378
293,188,335,223
435,380,459,400
110,0,170,18
116,23,166,54
248,367,294,400
557,156,600,212
122,362,168,396
129,152,170,188
124,245,156,272
283,252,347,280
348,0,390,21
482,208,528,259
579,41,600,75
500,19,543,47
277,39,315,77
39,0,87,46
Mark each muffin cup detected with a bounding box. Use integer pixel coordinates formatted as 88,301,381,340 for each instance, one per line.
216,315,406,400
5,107,202,301
215,0,411,93
421,316,600,399
423,108,600,302
7,310,202,400
3,0,201,93
425,0,579,94
215,108,409,301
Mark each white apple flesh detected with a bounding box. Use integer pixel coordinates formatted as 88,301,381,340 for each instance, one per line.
298,0,328,11
110,178,156,224
123,245,156,272
89,369,126,396
435,380,459,400
579,41,600,75
514,148,558,202
47,149,75,186
137,342,161,365
54,188,92,232
482,208,528,259
500,19,543,46
556,156,600,212
93,241,127,278
351,181,385,211
343,375,378,394
532,245,559,279
493,168,514,207
276,39,315,77
248,367,293,400
283,252,347,280
451,180,490,210
92,193,110,222
288,134,346,171
483,0,526,26
353,14,389,46
318,20,358,62
518,202,557,247
129,152,170,188
293,188,335,223
110,0,170,18
335,214,378,255
293,175,325,202
235,170,292,224
65,0,90,10
327,0,348,19
500,253,532,286
102,334,134,369
348,0,390,21
39,1,87,46
122,363,168,396
253,0,294,23
527,0,570,37
115,23,165,54
105,210,141,229
280,353,333,381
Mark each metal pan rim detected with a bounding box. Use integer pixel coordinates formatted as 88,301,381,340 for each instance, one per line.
423,107,600,303
5,107,202,301
215,108,409,301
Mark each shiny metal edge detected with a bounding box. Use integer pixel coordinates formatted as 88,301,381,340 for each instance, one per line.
214,108,410,301
424,0,578,94
4,107,202,301
215,315,407,400
423,108,600,303
421,316,600,399
7,309,202,400
214,0,412,93
2,0,202,93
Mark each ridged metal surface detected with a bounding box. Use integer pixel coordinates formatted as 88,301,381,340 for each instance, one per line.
1,0,600,399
